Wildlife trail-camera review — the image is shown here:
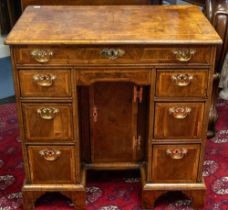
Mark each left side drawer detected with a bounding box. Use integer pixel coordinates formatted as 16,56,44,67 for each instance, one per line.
22,103,73,141
28,146,76,184
19,70,71,97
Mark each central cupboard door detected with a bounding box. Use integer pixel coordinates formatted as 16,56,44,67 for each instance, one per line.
89,82,141,163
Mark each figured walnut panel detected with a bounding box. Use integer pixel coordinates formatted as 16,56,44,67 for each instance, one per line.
151,144,200,182
90,82,139,163
19,69,71,97
156,70,208,97
22,103,73,141
14,46,212,65
5,6,222,45
5,5,221,210
154,102,204,139
28,146,76,184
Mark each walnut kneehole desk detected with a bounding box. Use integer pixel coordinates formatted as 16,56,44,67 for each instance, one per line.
5,5,222,210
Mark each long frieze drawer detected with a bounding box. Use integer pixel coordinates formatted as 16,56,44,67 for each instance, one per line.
156,70,208,97
22,103,73,141
19,70,72,97
154,102,204,139
28,146,76,184
14,45,212,65
151,144,200,183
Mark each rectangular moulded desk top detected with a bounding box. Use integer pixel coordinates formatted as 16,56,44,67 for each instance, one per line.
5,5,222,45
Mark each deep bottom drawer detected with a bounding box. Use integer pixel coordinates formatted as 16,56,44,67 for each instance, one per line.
151,144,200,183
28,146,76,184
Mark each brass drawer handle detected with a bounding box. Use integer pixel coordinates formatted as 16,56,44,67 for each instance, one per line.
31,49,54,63
168,106,191,119
100,48,125,60
172,49,196,62
166,148,188,160
39,149,61,161
33,74,56,87
171,73,193,87
37,107,59,120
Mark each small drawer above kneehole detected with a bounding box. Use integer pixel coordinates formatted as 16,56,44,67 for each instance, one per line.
28,146,76,184
151,144,200,183
19,69,71,97
77,69,151,85
156,70,209,97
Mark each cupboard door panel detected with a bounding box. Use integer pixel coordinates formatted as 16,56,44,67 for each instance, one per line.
90,82,138,163
22,103,73,141
154,102,204,139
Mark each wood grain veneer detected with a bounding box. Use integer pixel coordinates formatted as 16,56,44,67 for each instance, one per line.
13,45,213,65
5,6,221,45
154,102,205,139
151,144,200,182
22,103,74,141
28,145,77,184
5,5,222,210
156,69,208,97
19,69,72,97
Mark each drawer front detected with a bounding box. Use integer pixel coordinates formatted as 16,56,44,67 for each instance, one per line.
77,69,151,85
151,144,200,182
156,70,208,97
28,146,76,184
19,70,71,97
154,102,204,139
15,46,211,65
22,103,73,141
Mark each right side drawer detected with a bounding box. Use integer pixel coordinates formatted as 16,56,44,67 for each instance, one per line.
156,70,208,97
154,102,204,139
151,144,200,183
